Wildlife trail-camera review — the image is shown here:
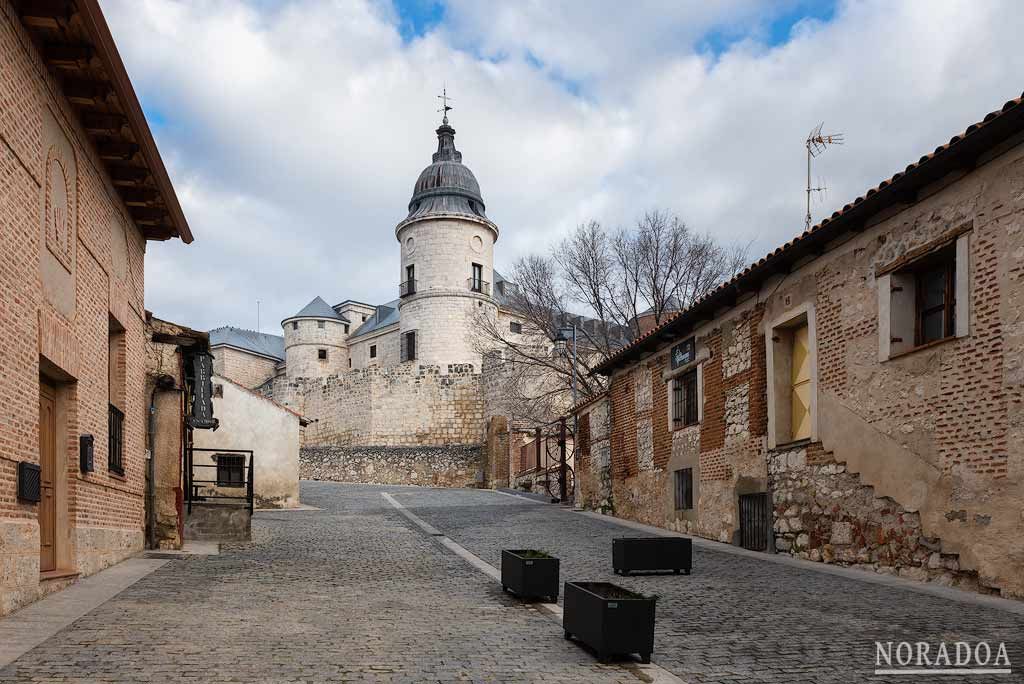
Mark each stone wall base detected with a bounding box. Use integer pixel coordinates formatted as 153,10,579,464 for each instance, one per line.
0,521,143,617
184,503,252,542
301,445,484,488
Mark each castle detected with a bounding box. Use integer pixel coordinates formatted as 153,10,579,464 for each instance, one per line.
209,112,529,486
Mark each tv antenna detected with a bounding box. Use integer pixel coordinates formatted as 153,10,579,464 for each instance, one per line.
805,123,843,230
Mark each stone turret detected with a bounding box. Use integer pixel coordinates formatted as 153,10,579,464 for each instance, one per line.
394,116,499,369
282,296,349,378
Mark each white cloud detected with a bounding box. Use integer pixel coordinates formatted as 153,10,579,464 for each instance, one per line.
100,0,1024,333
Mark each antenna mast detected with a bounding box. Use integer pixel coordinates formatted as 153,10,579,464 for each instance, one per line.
805,123,844,230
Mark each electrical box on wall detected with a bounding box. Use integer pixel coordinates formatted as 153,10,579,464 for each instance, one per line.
79,434,94,473
17,462,41,503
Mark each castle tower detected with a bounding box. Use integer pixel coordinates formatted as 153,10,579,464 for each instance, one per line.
394,114,499,369
282,296,349,378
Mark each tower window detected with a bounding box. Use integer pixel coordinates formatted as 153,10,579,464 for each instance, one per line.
509,321,522,334
471,263,483,292
370,345,377,359
292,322,298,330
317,320,325,329
401,330,417,362
318,349,327,360
344,324,349,334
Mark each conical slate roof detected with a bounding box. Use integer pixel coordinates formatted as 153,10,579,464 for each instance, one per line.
286,296,347,322
404,120,490,224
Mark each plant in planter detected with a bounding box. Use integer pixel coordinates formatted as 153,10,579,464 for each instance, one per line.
501,549,559,602
563,582,655,663
612,536,691,575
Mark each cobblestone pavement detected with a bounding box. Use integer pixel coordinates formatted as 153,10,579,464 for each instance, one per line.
394,487,1024,684
0,483,648,683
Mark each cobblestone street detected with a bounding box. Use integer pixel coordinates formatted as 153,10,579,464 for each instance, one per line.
1,482,1022,683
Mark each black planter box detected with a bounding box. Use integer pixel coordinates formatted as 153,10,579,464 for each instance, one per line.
563,582,655,663
612,536,691,575
501,550,559,602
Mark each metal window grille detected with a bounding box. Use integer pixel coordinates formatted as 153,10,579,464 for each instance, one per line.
108,403,124,475
674,468,693,510
673,370,698,427
739,492,770,551
216,455,245,487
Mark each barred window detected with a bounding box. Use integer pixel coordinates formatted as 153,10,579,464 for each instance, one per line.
216,455,244,487
672,369,698,428
674,468,693,510
108,404,124,475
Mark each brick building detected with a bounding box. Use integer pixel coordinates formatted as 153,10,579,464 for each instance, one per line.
1,0,192,615
574,92,1024,598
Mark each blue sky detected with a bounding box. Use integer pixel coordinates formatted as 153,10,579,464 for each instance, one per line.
101,0,1024,333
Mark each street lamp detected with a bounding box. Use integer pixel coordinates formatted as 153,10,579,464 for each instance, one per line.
552,325,578,504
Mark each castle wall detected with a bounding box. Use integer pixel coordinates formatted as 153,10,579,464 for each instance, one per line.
284,318,348,378
397,217,498,368
348,327,400,370
261,364,484,448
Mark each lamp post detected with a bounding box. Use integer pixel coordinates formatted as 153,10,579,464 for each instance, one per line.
553,324,577,504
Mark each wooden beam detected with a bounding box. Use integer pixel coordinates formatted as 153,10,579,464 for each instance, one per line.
96,140,139,161
107,164,149,184
80,111,126,134
62,78,111,105
18,0,72,28
44,43,93,69
117,187,159,205
130,206,167,223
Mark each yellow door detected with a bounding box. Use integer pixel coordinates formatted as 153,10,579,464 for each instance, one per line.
790,324,812,441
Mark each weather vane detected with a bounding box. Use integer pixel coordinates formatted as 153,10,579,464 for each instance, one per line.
437,87,453,124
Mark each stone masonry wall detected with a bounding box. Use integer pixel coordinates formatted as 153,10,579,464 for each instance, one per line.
212,346,279,389
768,443,991,594
261,363,484,448
301,445,484,488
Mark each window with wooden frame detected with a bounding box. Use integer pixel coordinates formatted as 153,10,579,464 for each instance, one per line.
672,369,699,429
674,468,693,510
912,246,956,347
878,227,969,361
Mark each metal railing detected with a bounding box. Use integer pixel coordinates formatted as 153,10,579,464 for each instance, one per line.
185,446,254,513
468,278,490,296
399,279,417,297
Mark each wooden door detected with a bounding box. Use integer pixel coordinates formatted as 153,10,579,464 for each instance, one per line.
790,324,812,441
39,381,57,572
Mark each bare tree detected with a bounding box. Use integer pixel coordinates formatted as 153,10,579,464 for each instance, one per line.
475,210,747,425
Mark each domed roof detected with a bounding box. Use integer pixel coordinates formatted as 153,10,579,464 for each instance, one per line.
404,120,490,223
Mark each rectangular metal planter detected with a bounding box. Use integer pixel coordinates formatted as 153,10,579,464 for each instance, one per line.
563,581,655,663
500,549,559,602
612,537,692,575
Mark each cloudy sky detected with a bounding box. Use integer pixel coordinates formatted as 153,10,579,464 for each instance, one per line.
102,0,1024,334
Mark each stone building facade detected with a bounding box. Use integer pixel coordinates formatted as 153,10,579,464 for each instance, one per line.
0,0,192,614
574,92,1024,598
